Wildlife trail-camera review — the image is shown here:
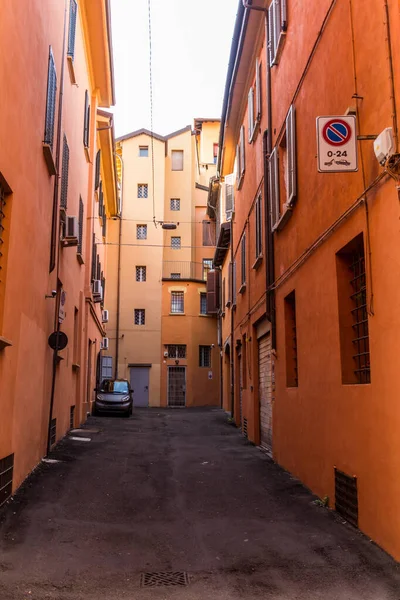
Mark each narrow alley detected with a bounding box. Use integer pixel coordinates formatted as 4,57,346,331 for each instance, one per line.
0,410,398,600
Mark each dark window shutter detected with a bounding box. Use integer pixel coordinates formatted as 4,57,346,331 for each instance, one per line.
101,273,106,306
97,257,101,281
268,3,275,66
286,104,297,207
60,136,70,209
207,270,220,314
83,90,90,148
91,235,96,280
44,48,57,149
95,150,101,190
269,147,280,229
67,0,78,59
78,196,84,255
256,59,261,120
102,209,107,238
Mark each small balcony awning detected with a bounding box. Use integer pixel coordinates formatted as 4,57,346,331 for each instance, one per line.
214,222,231,267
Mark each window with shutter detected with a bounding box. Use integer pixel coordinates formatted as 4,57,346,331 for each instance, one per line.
225,174,234,220
91,234,96,280
255,194,262,258
240,233,246,287
60,136,69,210
102,209,106,238
77,196,84,256
232,261,237,306
268,0,287,67
248,87,255,142
206,269,220,314
269,147,280,230
240,126,245,177
227,262,232,306
44,48,57,150
256,59,262,121
95,150,101,191
97,258,101,282
83,90,90,149
67,0,78,59
286,104,297,207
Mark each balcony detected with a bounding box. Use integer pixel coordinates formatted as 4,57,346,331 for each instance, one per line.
162,261,213,282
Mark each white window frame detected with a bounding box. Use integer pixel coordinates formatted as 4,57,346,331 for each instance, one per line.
240,233,246,290
248,59,262,143
236,126,246,189
268,0,287,67
255,194,262,259
225,174,235,221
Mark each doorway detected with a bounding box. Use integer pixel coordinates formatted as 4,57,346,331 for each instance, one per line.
168,366,186,407
130,366,150,407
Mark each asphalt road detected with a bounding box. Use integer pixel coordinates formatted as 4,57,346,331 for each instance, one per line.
0,409,399,600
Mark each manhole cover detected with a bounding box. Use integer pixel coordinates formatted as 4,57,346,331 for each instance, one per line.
140,572,189,587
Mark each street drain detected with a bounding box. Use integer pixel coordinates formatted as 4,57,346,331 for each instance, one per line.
140,572,189,587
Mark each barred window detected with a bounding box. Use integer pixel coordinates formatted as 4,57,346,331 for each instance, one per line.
171,273,181,279
170,198,180,211
200,293,207,315
134,309,145,325
136,266,146,282
171,291,184,313
138,184,148,198
199,346,211,368
137,225,147,240
202,258,213,281
167,345,186,359
171,236,181,249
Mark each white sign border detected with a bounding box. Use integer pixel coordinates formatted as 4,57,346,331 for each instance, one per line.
316,115,358,174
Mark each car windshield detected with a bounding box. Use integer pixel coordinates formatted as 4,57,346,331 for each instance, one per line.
100,380,129,393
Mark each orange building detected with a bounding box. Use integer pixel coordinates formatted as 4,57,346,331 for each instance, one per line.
0,0,116,498
214,0,400,560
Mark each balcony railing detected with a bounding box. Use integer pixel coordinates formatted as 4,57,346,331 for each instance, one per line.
162,261,212,281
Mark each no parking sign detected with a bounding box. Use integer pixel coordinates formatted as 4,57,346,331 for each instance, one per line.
317,115,358,173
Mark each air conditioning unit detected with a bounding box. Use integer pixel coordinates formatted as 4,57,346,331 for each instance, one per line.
92,279,102,297
63,216,79,245
374,127,395,166
101,337,109,350
163,351,169,358
102,309,109,323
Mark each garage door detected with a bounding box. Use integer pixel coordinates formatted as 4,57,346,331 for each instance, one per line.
258,333,272,451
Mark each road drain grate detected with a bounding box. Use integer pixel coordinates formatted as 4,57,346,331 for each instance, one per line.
140,572,189,587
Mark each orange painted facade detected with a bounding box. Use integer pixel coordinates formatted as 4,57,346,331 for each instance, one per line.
215,0,400,560
0,0,116,495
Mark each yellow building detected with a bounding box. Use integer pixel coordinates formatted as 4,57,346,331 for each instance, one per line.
104,120,221,407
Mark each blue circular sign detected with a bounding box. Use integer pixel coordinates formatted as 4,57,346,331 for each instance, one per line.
322,119,352,146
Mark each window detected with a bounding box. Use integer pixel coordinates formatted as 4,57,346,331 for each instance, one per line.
199,346,211,368
336,234,370,384
171,273,181,279
83,90,90,149
77,196,84,256
44,48,57,151
171,236,181,249
138,184,148,198
268,0,287,67
269,104,296,230
222,278,226,309
139,146,149,157
136,266,146,282
202,220,216,246
255,194,262,259
94,150,101,191
284,291,298,387
225,174,234,220
134,309,145,325
240,233,246,287
136,225,147,239
213,143,218,164
248,59,262,142
171,291,184,314
171,150,184,171
232,261,237,306
167,345,186,359
200,293,207,315
202,259,213,281
236,125,245,189
67,0,78,60
60,135,69,210
170,198,180,211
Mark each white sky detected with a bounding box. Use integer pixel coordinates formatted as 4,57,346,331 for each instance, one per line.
110,0,238,138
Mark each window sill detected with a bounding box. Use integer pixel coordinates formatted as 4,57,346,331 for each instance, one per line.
169,312,185,316
84,146,90,163
77,253,84,265
252,255,263,270
43,144,57,176
239,283,246,294
67,55,77,85
273,205,293,233
0,336,13,350
199,313,211,317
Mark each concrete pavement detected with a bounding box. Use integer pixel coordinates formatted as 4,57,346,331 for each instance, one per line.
0,408,399,599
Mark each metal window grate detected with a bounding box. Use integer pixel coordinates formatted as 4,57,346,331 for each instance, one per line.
136,225,147,240
170,273,181,279
171,292,184,313
134,309,145,325
70,406,75,429
137,184,148,198
350,250,370,384
0,453,14,508
167,345,186,359
202,259,213,281
136,266,146,282
171,236,181,249
141,572,189,587
170,198,180,211
200,293,207,314
199,345,211,367
50,418,57,447
335,468,358,527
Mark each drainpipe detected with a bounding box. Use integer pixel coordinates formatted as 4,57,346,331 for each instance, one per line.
114,151,124,379
46,0,68,454
230,223,235,418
